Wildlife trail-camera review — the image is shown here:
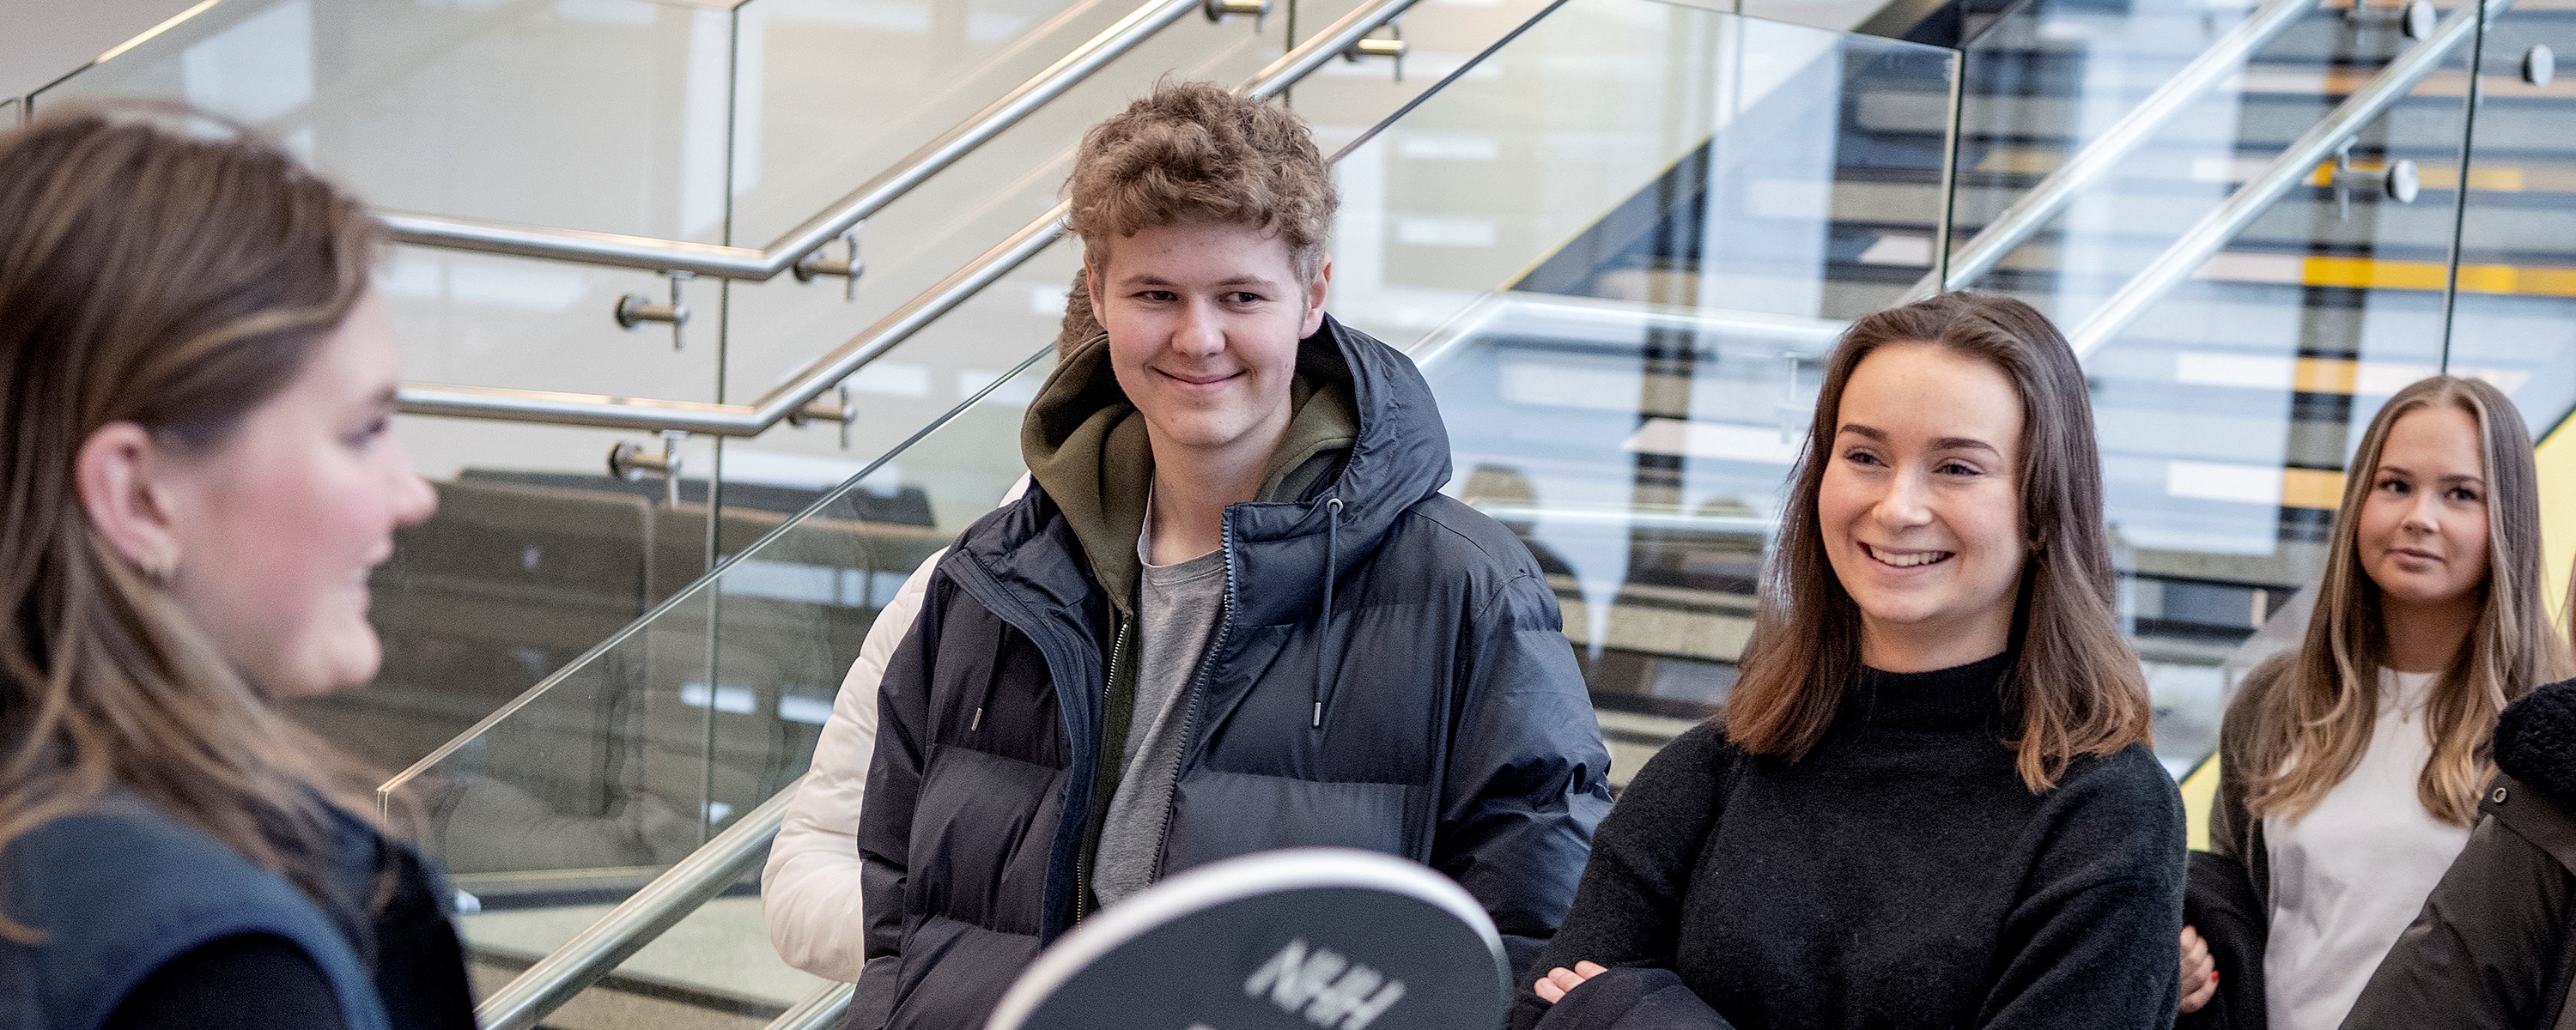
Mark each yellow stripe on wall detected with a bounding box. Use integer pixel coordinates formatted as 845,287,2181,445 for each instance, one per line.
2540,413,2576,632
2306,161,2531,192
2296,257,2576,298
2283,468,2346,512
2181,753,2220,851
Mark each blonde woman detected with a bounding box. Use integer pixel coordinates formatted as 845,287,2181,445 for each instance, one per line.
0,106,460,1028
2185,375,2563,1030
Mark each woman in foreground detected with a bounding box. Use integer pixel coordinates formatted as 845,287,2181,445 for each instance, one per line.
0,104,461,1029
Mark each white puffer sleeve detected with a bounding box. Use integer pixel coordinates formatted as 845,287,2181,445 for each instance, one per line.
761,474,1029,982
760,547,936,980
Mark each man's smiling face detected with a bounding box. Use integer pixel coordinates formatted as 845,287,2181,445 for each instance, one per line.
1089,220,1329,467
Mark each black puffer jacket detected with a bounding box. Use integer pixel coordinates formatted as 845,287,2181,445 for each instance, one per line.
847,316,1614,1030
2342,677,2576,1029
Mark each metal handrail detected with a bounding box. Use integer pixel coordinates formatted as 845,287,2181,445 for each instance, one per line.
396,0,1432,435
2066,0,2506,355
475,783,798,1030
766,983,858,1030
1909,0,2322,298
384,0,1211,279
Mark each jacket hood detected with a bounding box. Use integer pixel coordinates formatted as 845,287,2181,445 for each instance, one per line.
2494,677,2576,809
1017,313,1452,625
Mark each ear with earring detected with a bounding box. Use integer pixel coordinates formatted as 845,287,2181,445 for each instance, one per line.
142,552,177,585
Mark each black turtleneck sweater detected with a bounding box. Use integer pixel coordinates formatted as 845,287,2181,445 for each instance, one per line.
1511,653,2185,1030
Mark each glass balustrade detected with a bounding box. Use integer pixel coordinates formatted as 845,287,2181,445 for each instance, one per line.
2447,0,2576,622
1945,0,2275,279
23,0,1453,439
21,0,1548,780
1935,0,2576,772
377,348,1053,1021
1326,0,1962,767
1946,0,2487,327
708,0,1506,461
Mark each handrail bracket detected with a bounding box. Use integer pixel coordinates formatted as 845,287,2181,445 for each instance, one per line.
793,231,865,302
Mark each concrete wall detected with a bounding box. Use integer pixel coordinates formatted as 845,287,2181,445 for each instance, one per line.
1,0,204,100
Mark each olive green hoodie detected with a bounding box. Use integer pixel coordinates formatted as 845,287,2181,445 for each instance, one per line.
1017,325,1358,908
1018,329,1360,617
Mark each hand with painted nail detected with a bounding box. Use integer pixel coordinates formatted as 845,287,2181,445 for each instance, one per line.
1534,960,1610,1004
2178,925,2218,1014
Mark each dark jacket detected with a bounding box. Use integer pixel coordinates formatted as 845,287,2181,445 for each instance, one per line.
0,791,472,1030
848,315,1614,1030
1513,654,2187,1030
2178,656,2291,1030
2342,676,2576,1030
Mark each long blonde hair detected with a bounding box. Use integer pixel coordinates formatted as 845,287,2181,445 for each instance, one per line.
2244,376,2567,827
1728,293,2154,792
0,103,392,938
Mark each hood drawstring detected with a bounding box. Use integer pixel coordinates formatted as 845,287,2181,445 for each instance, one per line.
1312,497,1344,729
970,627,1008,731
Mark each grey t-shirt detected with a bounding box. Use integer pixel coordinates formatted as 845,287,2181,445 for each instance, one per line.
1091,502,1228,908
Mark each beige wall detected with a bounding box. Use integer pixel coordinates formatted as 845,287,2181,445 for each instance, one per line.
1,0,204,100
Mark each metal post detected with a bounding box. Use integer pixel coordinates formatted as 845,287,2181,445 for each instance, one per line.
2436,0,2493,368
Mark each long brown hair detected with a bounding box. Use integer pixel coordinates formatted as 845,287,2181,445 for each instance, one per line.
0,103,390,938
1727,292,2154,792
2243,376,2564,827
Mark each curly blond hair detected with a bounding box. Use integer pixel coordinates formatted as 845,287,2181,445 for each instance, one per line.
1066,81,1335,283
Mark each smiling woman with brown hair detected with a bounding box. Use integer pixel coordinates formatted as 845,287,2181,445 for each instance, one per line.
1512,291,2183,1030
0,103,463,1029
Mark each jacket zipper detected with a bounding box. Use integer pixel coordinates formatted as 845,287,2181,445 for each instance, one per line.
1145,521,1239,881
1073,614,1133,924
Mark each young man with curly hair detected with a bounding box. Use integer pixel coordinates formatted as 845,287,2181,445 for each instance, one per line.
841,82,1612,1030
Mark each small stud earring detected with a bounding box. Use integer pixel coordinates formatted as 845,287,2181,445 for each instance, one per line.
143,554,177,584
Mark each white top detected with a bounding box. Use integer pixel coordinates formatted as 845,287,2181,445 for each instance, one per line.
2263,667,2471,1030
762,474,1031,981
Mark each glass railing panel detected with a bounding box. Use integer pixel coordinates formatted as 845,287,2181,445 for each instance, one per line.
2443,7,2576,424
1951,0,2482,329
37,0,740,241
311,419,738,778
2038,15,2487,771
1947,0,2271,265
1320,0,1953,735
1321,5,1957,766
380,246,729,402
728,0,1168,245
709,2,1319,460
708,0,1546,475
1333,0,1957,334
1408,298,1831,748
488,890,829,1026
38,0,744,420
1936,0,2488,773
2444,0,2576,619
379,349,1057,1005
